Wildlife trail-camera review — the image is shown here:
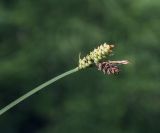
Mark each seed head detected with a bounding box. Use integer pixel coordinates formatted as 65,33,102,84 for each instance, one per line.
78,43,114,70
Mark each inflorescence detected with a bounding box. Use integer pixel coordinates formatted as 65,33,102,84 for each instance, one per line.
78,43,129,75
78,43,114,69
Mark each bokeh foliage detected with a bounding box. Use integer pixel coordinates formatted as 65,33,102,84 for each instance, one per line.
0,0,160,133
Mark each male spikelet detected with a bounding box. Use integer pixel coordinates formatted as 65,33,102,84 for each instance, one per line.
78,43,114,69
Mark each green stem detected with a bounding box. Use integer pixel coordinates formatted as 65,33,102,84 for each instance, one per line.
0,67,79,116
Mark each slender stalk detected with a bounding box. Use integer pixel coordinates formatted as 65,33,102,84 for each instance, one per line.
0,67,79,116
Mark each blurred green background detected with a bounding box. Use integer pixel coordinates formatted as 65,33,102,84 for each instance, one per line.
0,0,160,133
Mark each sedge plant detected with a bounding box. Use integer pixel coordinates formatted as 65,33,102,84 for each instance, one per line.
0,43,129,116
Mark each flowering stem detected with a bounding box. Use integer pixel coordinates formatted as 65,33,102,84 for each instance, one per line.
0,67,79,116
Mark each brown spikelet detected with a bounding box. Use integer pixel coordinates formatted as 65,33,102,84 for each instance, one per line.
96,62,119,75
96,60,129,75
